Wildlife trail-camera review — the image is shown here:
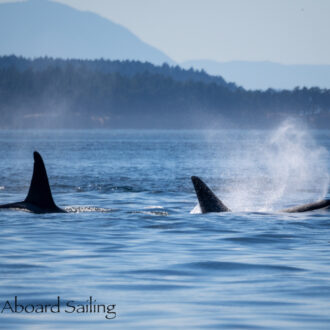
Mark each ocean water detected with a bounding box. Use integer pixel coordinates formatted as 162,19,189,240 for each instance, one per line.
0,126,329,329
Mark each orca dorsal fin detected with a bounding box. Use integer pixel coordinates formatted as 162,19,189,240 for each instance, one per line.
191,176,231,213
24,151,57,210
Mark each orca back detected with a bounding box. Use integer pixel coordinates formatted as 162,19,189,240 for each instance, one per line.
191,176,231,213
281,199,330,213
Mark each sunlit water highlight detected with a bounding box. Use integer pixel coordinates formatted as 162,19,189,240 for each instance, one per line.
0,126,329,329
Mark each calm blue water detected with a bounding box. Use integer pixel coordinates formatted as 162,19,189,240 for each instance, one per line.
0,128,329,329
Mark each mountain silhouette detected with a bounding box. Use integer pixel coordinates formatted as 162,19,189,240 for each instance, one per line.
0,0,173,65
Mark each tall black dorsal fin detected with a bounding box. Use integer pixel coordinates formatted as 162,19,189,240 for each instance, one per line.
191,176,231,213
24,151,57,209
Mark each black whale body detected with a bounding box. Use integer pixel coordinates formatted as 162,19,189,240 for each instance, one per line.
0,152,65,213
191,176,330,214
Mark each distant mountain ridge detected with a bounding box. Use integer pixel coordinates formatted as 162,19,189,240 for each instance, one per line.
0,0,173,65
182,60,330,90
2,0,329,91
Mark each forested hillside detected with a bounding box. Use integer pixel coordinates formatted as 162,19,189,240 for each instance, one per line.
0,56,329,128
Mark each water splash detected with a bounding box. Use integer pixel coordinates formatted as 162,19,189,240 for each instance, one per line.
225,120,329,212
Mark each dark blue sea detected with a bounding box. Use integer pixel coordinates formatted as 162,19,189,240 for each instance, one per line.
0,125,329,329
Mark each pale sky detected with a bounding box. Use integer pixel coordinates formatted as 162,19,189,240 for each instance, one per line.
1,0,330,64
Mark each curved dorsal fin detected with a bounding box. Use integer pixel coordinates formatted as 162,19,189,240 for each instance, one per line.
24,151,57,209
191,176,231,213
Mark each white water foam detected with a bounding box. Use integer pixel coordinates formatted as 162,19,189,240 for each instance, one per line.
64,206,114,213
190,203,201,214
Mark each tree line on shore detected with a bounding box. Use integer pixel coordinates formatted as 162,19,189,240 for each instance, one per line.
0,56,329,128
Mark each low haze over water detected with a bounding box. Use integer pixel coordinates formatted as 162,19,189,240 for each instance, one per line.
0,127,329,329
